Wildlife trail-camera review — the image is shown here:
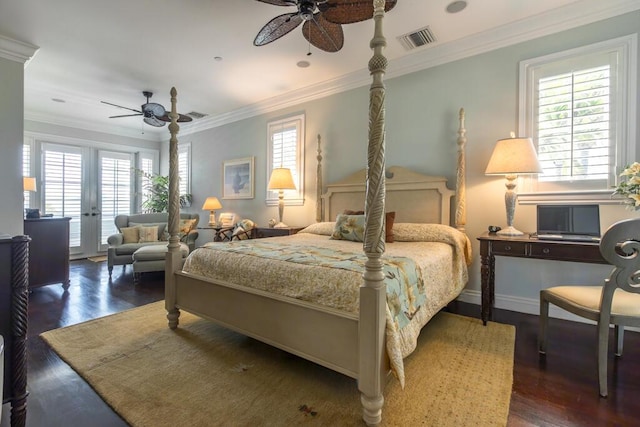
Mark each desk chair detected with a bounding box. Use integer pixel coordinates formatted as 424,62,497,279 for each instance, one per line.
538,217,640,397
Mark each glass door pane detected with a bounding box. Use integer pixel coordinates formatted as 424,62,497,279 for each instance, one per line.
99,151,134,251
42,143,83,253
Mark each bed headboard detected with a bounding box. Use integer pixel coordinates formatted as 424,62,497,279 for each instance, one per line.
322,167,454,225
317,108,467,230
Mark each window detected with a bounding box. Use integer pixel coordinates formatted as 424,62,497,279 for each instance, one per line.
178,143,191,198
519,35,637,200
266,114,305,205
23,143,32,210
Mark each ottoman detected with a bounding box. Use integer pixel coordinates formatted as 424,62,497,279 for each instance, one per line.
132,243,189,283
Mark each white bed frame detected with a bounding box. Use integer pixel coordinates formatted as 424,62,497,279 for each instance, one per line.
164,2,467,425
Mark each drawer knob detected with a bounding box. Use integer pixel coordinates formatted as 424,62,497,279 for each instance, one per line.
504,245,511,251
543,248,550,254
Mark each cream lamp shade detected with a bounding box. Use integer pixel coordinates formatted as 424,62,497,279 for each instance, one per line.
268,168,296,228
202,196,222,226
485,134,543,236
23,177,37,192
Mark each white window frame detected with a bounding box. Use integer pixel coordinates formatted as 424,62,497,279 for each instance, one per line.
266,113,305,206
518,34,637,204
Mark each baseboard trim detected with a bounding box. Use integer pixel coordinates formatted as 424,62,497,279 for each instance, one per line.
457,289,640,332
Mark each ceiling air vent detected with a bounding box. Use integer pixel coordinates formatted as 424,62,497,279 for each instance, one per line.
397,26,437,51
186,111,207,119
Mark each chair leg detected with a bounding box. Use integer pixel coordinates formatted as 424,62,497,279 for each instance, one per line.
538,293,549,355
614,324,624,357
597,320,610,398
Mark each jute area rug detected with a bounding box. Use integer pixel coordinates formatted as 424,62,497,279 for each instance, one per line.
41,301,515,427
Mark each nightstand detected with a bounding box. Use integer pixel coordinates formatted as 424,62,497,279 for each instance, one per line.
252,226,305,239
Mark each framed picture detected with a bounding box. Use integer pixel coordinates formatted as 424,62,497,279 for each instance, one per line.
223,157,254,199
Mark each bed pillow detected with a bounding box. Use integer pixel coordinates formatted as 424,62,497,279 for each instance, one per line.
138,225,159,243
299,222,335,236
342,210,395,243
121,226,140,244
331,214,366,242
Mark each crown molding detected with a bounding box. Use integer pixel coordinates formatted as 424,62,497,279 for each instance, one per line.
0,34,39,65
178,0,640,139
24,111,162,142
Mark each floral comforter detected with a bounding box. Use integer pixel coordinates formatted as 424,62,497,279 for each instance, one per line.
182,222,472,387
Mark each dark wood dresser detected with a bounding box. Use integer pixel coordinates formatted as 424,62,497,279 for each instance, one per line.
24,217,71,289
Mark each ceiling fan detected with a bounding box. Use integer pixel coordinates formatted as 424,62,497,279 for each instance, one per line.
253,0,397,53
101,91,193,127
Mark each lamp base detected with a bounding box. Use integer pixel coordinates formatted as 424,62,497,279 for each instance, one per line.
497,226,524,236
273,222,289,229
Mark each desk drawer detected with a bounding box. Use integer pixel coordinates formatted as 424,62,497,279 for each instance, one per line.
491,241,527,256
530,243,605,263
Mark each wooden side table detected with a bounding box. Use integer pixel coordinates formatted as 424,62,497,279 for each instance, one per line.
198,226,234,242
477,232,607,325
252,226,305,239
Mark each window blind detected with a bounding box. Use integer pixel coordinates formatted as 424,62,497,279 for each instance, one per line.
537,65,611,182
100,154,131,244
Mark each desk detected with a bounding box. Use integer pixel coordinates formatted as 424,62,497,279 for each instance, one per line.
477,232,607,325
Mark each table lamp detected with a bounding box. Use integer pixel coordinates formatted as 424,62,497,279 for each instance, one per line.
23,177,37,192
202,197,222,226
268,168,296,228
485,133,543,236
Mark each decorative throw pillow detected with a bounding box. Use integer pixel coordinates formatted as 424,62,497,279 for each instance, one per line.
178,218,198,242
299,222,335,236
331,214,366,242
341,210,395,243
138,225,159,243
129,222,167,241
121,226,140,244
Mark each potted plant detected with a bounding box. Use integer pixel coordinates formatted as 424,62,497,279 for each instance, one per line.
135,169,192,213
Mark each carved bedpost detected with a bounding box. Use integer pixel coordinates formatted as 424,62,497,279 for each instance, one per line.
316,134,323,222
359,1,387,426
165,86,181,329
10,235,30,427
455,108,467,232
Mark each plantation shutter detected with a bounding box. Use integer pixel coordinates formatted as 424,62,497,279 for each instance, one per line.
178,147,189,196
537,64,612,182
23,143,32,209
42,144,82,247
99,151,132,244
267,114,304,203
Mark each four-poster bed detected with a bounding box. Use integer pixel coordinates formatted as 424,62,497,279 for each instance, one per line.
164,1,469,425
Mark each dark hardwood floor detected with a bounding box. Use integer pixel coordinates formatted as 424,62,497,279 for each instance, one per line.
2,259,639,426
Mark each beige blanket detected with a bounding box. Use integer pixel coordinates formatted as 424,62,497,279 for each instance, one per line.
183,223,471,387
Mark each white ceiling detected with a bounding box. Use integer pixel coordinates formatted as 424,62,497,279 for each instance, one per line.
1,0,638,141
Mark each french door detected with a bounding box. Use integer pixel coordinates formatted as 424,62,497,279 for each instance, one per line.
41,143,136,258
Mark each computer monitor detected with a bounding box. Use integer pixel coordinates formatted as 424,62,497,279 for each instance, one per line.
536,204,601,237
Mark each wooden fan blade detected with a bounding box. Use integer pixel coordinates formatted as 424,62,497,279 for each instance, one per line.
109,113,143,119
321,0,397,25
254,12,303,46
303,13,344,52
157,113,193,123
144,116,166,127
101,101,142,114
255,0,297,6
